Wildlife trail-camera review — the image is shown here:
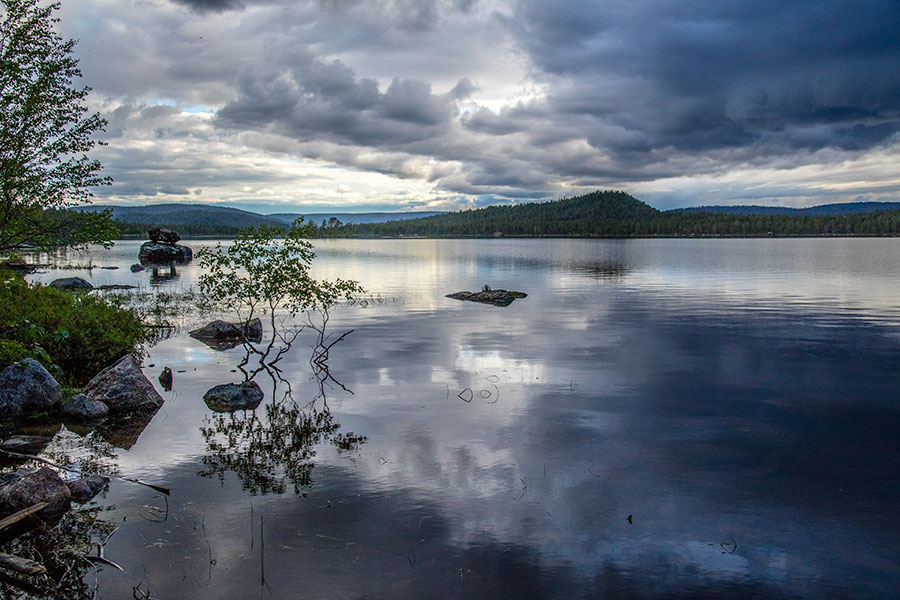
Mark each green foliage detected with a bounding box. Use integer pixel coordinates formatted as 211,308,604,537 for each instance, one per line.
0,270,148,385
197,218,363,319
0,0,112,251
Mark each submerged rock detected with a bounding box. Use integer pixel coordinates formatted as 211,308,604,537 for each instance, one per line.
80,355,164,414
60,393,110,421
158,367,173,391
67,475,110,504
49,277,93,291
203,381,264,412
0,358,62,419
189,318,263,350
0,467,71,521
97,284,138,291
446,289,527,307
0,435,53,456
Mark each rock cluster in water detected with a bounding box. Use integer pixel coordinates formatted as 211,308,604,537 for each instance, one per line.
0,355,164,422
138,227,193,265
446,288,527,307
0,467,109,522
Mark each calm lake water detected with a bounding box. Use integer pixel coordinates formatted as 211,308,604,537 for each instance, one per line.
19,239,900,598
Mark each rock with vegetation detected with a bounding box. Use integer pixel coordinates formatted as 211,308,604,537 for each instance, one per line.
148,226,181,245
189,318,263,350
66,475,109,504
0,358,62,418
80,355,164,414
446,288,527,307
203,381,264,412
49,277,93,291
0,467,71,521
60,393,109,421
138,240,193,265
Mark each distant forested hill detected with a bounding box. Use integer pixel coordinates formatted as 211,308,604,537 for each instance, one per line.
79,204,288,230
347,191,900,237
268,211,444,225
675,201,900,215
352,191,660,237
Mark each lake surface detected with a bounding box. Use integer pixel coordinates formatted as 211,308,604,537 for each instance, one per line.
19,239,900,598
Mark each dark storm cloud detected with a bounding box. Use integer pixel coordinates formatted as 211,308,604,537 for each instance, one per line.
511,0,900,157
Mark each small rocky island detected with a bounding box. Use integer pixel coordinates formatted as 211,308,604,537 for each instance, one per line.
138,227,193,265
446,286,527,307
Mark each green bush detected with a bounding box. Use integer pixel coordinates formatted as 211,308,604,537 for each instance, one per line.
0,270,148,385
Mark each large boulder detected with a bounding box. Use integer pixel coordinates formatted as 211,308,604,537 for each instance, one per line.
49,277,93,291
0,467,71,521
189,318,263,350
138,241,193,265
60,393,110,421
446,289,527,307
148,227,181,245
203,381,264,412
0,358,62,418
80,355,164,414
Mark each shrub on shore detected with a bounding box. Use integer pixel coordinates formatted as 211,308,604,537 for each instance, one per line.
0,270,148,386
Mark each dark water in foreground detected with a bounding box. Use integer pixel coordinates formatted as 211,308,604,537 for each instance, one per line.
20,239,900,598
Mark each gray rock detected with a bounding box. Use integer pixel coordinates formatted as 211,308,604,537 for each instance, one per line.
0,435,52,455
80,355,164,414
0,467,71,521
203,381,264,412
66,475,110,504
158,367,173,391
148,227,181,245
138,241,193,265
0,358,62,418
189,318,263,350
49,277,93,291
446,289,528,307
60,393,110,420
130,263,146,272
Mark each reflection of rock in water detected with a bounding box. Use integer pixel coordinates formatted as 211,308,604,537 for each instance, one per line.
576,261,629,279
97,408,160,450
150,264,180,284
199,401,365,494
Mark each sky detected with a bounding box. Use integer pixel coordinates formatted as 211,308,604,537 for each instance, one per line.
52,0,900,213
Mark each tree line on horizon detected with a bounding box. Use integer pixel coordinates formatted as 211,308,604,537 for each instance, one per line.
340,191,900,238
109,190,900,239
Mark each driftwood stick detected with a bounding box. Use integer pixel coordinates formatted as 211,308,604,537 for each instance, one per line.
0,449,170,496
0,502,48,533
0,552,46,575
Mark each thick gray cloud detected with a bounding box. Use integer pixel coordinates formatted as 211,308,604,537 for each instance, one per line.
57,0,900,208
510,0,900,155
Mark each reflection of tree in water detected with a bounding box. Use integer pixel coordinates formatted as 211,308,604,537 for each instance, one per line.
0,505,116,599
199,399,365,494
0,427,122,599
